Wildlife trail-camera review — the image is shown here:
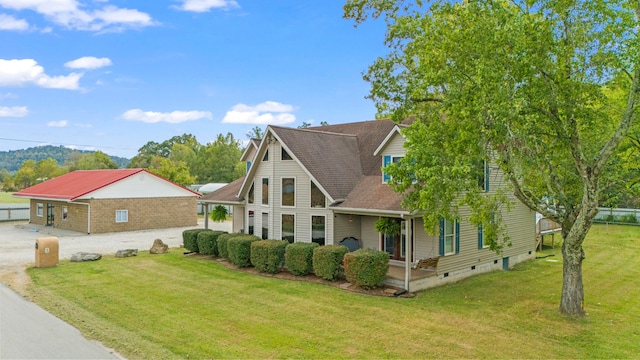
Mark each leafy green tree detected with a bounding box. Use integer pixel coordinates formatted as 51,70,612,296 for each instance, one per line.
345,0,640,317
15,160,36,189
147,156,195,186
193,133,243,183
246,126,264,139
35,158,65,181
128,134,200,169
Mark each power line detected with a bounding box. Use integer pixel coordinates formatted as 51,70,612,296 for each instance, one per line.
0,137,137,152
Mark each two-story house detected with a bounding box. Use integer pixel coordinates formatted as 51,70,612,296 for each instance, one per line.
200,119,536,291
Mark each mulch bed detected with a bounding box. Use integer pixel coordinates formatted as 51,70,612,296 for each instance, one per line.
185,253,415,298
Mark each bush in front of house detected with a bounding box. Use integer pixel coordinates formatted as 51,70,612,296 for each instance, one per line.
227,235,261,267
197,230,227,256
312,245,349,281
343,248,390,289
250,240,288,273
182,229,213,253
216,233,243,259
285,242,319,276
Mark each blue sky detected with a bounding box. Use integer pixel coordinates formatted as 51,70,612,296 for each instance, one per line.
0,0,387,158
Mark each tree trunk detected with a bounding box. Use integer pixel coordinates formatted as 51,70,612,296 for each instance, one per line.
559,235,586,317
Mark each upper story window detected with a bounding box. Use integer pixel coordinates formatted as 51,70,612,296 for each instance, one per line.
246,161,252,173
282,148,293,160
263,150,269,162
262,178,269,205
282,178,295,207
311,181,325,208
383,155,404,183
477,159,489,192
248,182,254,204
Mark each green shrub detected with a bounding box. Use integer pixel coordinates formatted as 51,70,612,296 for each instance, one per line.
313,245,349,281
250,240,288,273
285,242,319,276
343,249,390,289
217,233,243,259
197,231,227,256
182,229,213,253
227,235,261,267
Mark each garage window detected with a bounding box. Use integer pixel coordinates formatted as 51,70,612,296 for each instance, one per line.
115,210,128,223
36,203,43,217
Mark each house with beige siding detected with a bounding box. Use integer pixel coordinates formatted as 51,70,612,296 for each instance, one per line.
14,169,199,234
200,119,536,291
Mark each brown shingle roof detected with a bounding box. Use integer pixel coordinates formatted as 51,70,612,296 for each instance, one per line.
199,176,245,204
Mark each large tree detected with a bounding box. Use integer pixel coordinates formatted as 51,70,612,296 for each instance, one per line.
345,0,640,316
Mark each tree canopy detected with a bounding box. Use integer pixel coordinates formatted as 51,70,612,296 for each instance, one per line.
345,0,640,316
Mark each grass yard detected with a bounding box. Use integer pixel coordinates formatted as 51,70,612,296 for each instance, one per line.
0,191,28,204
25,224,640,359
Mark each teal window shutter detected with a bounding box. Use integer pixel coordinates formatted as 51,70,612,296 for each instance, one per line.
485,161,490,192
439,218,445,256
455,219,460,253
478,225,484,249
383,155,391,182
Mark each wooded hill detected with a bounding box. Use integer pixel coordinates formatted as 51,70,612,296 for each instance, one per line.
0,145,130,171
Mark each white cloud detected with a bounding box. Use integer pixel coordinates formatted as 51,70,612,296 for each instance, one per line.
0,0,156,32
120,109,213,124
0,92,17,99
0,59,82,90
0,106,28,117
64,56,112,69
0,14,29,31
222,101,296,125
174,0,239,12
47,120,68,127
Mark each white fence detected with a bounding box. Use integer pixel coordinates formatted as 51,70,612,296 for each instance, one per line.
0,204,29,222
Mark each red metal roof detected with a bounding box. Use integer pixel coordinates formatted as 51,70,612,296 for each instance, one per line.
13,169,198,201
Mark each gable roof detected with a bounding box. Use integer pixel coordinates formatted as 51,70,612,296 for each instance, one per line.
13,169,200,201
200,176,245,204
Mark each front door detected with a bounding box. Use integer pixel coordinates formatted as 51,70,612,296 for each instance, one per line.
383,220,408,261
46,203,54,226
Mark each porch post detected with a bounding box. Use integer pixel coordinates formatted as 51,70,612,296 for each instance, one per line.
204,203,209,229
404,217,412,291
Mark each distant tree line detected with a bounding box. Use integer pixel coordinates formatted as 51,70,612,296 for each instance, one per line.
0,145,129,171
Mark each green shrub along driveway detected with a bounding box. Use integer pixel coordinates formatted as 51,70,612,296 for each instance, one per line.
24,224,640,359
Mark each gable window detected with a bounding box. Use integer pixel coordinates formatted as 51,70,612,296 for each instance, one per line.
311,215,325,246
116,210,128,223
439,218,459,256
246,161,252,173
248,183,254,204
282,214,295,243
262,178,269,205
310,181,325,208
282,178,295,207
262,212,269,239
477,160,489,192
36,203,43,217
62,206,68,220
383,155,404,183
263,150,269,162
281,148,292,160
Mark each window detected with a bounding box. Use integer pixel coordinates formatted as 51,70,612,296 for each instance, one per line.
439,218,459,256
282,214,295,243
263,150,269,161
262,178,269,205
311,215,325,246
62,206,68,220
36,203,43,217
262,212,269,239
248,183,254,204
248,210,254,235
246,161,252,173
478,225,489,249
477,159,489,192
311,181,325,208
282,178,295,207
281,148,292,160
116,210,128,223
383,155,404,183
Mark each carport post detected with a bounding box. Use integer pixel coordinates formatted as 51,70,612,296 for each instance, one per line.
203,203,209,229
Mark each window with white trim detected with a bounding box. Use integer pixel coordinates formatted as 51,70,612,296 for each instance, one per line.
36,203,43,217
310,181,325,208
115,210,128,223
383,155,404,183
262,178,269,205
62,206,68,220
311,215,325,246
439,218,459,256
282,214,295,243
282,178,295,207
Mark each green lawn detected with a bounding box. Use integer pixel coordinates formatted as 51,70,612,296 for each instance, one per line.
25,224,640,359
0,191,28,204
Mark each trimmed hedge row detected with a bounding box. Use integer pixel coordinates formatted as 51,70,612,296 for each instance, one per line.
344,248,389,289
197,231,227,256
217,233,245,259
285,242,319,276
312,245,349,281
228,235,261,267
251,240,289,273
182,229,213,253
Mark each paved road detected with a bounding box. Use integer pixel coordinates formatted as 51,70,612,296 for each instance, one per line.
0,220,231,359
0,283,119,359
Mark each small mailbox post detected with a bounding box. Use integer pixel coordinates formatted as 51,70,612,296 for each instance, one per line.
35,237,59,268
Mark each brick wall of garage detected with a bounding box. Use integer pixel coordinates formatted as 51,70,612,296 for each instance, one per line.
87,196,197,234
29,200,90,233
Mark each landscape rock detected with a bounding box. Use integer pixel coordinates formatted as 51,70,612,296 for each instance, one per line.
70,252,102,262
115,249,138,258
149,239,169,254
